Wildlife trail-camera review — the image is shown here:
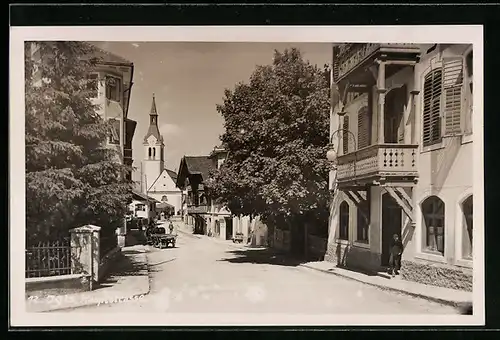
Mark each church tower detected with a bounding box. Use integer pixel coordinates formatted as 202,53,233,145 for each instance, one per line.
142,94,165,193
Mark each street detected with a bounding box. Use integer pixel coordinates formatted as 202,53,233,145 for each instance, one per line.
62,228,457,314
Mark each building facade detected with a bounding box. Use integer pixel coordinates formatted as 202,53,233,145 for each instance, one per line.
128,191,159,221
141,95,183,215
326,43,474,291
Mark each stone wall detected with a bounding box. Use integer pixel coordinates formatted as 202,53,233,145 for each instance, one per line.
400,259,473,292
324,241,381,273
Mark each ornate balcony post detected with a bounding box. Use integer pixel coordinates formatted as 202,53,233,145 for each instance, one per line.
376,60,387,144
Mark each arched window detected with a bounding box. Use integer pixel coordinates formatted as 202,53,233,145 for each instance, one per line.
148,147,151,158
153,147,156,159
339,201,349,240
462,195,473,259
422,196,445,255
422,69,443,146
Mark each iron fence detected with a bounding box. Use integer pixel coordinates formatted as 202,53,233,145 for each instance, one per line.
25,238,72,278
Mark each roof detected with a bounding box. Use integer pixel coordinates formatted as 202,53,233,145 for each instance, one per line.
184,156,216,180
131,190,160,203
89,44,133,66
176,156,216,188
166,169,178,182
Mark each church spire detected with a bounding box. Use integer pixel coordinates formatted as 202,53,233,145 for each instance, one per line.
143,93,162,143
150,93,158,117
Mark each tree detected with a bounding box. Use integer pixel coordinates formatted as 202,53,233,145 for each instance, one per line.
205,48,333,240
25,41,133,242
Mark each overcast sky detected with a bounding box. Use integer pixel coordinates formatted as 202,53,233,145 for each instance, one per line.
92,42,332,182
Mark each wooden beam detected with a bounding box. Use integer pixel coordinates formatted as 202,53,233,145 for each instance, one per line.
347,190,361,204
394,187,412,207
384,187,413,221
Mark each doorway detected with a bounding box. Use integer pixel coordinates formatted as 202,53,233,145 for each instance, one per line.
384,85,407,144
225,217,233,240
381,193,403,266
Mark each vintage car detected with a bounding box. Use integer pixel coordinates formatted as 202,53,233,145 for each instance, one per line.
146,222,177,249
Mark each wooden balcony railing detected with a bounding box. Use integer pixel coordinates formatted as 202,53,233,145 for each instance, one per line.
187,204,209,214
334,43,421,82
336,143,418,184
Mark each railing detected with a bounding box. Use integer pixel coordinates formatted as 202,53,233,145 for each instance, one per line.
337,143,418,182
334,43,421,82
25,239,72,278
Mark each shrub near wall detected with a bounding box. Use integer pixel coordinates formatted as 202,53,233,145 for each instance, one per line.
400,260,473,292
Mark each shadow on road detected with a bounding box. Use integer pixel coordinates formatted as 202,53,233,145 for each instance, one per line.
94,250,148,290
218,248,305,267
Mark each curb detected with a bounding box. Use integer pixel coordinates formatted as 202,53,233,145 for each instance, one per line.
29,247,152,313
299,264,464,308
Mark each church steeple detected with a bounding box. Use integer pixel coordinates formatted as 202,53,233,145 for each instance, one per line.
143,93,162,143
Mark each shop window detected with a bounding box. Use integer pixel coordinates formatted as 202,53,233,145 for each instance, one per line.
356,193,370,243
422,196,445,255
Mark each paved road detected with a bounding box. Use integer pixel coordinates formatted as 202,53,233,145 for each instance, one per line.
63,227,457,314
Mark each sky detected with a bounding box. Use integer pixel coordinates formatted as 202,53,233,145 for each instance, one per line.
92,42,332,182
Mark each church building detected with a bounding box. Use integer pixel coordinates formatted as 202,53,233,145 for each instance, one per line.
141,94,182,216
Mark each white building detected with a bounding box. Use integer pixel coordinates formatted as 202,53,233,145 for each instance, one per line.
141,94,182,215
326,43,474,291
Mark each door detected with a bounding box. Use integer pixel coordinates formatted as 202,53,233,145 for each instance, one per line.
381,193,403,266
384,86,407,143
225,217,233,240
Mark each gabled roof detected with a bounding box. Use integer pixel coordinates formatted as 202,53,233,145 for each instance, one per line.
176,156,216,188
147,168,180,192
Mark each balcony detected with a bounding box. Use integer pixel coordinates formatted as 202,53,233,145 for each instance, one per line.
187,204,209,215
336,144,419,187
333,43,421,84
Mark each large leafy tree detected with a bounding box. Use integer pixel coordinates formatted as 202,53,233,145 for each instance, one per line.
206,48,332,236
25,41,133,242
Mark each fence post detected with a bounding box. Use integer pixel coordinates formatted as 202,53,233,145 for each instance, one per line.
69,225,101,289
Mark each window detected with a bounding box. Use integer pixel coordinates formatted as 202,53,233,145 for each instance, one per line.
342,116,350,154
105,75,121,102
442,58,464,137
422,69,443,146
422,196,445,255
161,195,168,202
462,195,473,259
357,106,371,149
339,201,349,240
135,204,145,212
108,118,120,145
87,74,98,98
148,147,152,158
356,192,370,243
153,148,156,159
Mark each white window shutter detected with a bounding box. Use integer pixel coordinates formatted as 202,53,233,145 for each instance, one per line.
442,57,464,136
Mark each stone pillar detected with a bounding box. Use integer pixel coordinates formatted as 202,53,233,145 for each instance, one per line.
70,225,101,289
377,61,387,144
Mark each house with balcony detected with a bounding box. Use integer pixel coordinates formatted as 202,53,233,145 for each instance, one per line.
176,156,215,234
326,43,473,291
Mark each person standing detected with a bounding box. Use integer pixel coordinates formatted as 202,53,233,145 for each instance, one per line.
389,234,404,277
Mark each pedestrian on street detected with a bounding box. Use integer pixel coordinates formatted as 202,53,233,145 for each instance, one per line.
388,233,403,277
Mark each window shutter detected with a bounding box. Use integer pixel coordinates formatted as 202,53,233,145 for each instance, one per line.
357,106,370,149
342,116,350,154
423,69,443,146
442,57,464,136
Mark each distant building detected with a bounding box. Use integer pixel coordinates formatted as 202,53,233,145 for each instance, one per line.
176,155,215,234
128,190,160,221
141,94,182,215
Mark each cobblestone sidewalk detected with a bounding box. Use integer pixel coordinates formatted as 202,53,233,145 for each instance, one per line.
26,245,151,313
300,261,472,308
